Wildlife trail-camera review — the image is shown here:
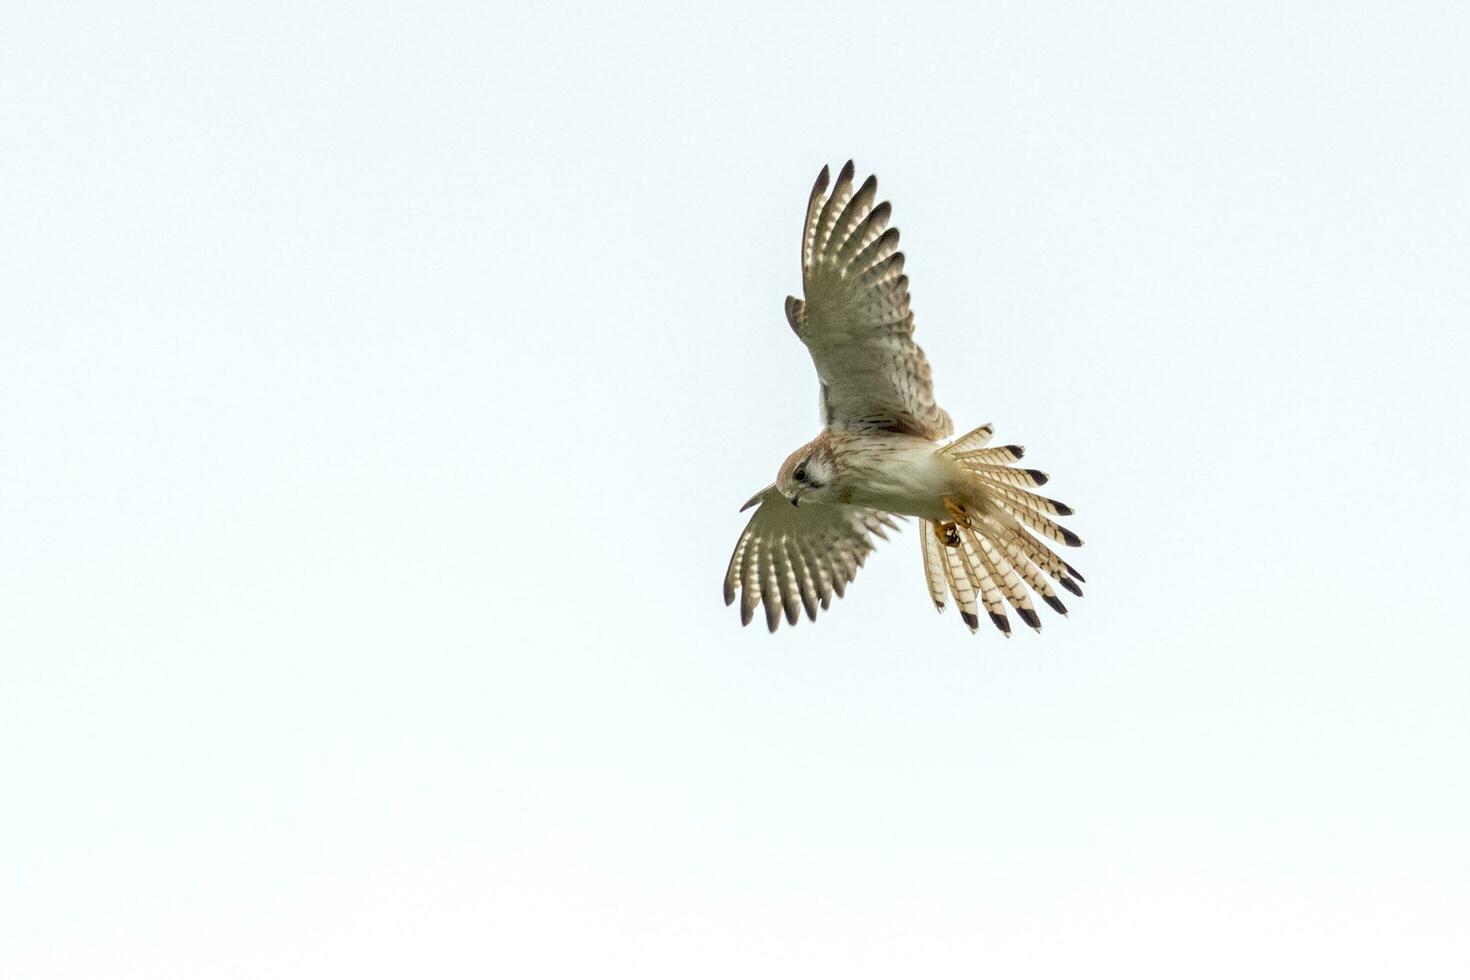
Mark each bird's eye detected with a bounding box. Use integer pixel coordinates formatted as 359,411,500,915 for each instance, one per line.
794,465,808,482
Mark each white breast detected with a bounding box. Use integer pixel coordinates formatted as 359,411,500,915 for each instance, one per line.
841,435,957,521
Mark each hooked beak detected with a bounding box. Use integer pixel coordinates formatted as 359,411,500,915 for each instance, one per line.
790,493,800,507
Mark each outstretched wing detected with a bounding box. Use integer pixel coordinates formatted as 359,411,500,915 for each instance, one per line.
724,487,900,632
785,161,953,441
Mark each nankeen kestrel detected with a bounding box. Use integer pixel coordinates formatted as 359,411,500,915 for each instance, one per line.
725,161,1085,634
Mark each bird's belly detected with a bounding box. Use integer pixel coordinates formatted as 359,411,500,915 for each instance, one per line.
852,487,951,521
841,442,956,520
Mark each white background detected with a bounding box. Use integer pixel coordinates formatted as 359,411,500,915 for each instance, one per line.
3,3,1467,977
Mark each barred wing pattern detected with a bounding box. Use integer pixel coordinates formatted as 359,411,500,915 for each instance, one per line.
724,487,900,632
785,161,954,441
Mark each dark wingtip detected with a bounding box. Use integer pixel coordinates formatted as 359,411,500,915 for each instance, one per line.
933,600,946,613
1061,528,1083,547
838,159,855,184
1060,577,1084,597
740,603,754,626
1007,444,1025,459
1051,499,1074,516
1065,562,1086,583
989,611,1011,636
1042,594,1069,616
1026,469,1050,485
1017,607,1042,631
724,583,735,606
960,610,980,632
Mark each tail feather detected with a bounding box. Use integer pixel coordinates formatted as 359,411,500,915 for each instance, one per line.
938,532,983,632
956,529,1011,636
952,444,1024,464
982,519,1067,614
920,427,1085,634
920,523,948,612
990,495,1083,548
970,529,1041,632
964,462,1049,488
945,423,995,454
976,479,1075,519
986,515,1085,596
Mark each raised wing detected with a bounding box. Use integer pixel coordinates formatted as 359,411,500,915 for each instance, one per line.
785,161,953,441
724,487,900,632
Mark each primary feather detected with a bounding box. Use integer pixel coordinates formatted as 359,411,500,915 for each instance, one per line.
724,165,1085,635
785,161,953,441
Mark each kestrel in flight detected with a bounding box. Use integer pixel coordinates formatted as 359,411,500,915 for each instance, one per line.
724,161,1085,635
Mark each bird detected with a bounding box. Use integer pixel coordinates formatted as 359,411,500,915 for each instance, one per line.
724,161,1085,635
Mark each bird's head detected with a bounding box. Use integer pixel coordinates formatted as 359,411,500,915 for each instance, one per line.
776,437,838,506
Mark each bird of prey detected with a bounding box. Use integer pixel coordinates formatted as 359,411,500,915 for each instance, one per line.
724,161,1085,635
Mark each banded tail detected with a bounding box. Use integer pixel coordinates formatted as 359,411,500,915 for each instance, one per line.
921,423,1085,635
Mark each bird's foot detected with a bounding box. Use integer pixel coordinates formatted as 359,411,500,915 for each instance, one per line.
934,521,962,549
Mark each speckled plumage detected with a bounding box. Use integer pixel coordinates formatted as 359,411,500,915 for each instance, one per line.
725,163,1085,634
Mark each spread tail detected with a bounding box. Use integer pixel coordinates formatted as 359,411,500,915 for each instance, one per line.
920,423,1085,636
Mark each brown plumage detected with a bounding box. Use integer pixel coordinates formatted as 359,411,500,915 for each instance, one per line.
725,163,1085,635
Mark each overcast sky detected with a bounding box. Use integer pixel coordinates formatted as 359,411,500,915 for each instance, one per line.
3,2,1468,977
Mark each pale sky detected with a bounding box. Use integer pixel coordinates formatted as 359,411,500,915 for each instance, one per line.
3,3,1468,977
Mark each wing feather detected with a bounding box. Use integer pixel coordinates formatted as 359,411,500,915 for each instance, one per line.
739,535,762,626
836,201,892,267
724,487,900,631
789,162,953,440
784,538,821,621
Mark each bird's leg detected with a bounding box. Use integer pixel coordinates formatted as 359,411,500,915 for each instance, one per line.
944,497,973,526
934,521,961,548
